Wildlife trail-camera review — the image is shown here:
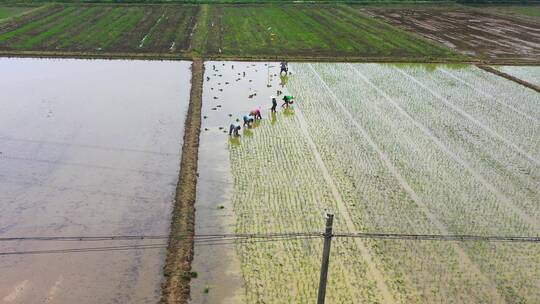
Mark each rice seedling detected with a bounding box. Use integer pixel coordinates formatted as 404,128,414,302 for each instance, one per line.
220,62,539,303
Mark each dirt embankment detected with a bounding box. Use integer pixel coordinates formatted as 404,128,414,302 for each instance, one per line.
477,65,540,93
160,58,204,304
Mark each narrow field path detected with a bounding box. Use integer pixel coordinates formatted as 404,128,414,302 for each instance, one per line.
161,59,204,304
307,63,506,303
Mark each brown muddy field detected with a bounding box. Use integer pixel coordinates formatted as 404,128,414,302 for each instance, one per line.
364,8,540,62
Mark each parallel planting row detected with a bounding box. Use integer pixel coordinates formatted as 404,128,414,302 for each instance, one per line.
0,4,198,52
199,5,456,58
0,4,460,60
227,63,540,303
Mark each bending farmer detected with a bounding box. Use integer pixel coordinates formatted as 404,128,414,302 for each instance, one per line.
229,123,241,136
281,95,295,108
280,62,288,75
243,114,254,127
250,107,262,120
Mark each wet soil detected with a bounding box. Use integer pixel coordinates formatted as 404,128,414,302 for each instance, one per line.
365,8,540,62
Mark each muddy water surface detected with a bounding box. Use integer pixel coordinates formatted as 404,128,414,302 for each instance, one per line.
190,61,289,303
0,58,191,303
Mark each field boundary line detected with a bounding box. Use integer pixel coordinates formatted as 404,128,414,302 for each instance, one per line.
349,63,540,232
294,92,396,304
439,67,538,123
394,67,540,167
160,59,204,304
308,63,505,302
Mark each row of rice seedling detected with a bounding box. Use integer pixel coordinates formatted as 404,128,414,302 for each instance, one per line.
228,112,386,303
287,64,503,303
286,63,539,303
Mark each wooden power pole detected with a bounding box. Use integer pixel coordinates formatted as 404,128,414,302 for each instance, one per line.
317,213,334,304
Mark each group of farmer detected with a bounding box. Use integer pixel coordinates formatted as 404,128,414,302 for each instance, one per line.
229,62,295,137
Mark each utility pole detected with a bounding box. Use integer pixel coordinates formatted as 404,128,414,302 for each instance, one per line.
317,213,334,304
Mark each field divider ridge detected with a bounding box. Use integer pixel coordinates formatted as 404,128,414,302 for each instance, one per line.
160,59,204,304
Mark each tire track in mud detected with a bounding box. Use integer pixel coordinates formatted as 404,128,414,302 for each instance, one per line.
161,59,203,304
394,67,539,166
294,74,396,304
350,64,540,232
307,63,506,303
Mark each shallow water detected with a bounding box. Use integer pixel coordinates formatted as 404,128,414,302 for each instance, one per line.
190,61,288,303
0,58,191,303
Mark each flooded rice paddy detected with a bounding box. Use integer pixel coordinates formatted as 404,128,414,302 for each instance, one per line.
191,61,287,303
195,61,540,303
0,58,191,303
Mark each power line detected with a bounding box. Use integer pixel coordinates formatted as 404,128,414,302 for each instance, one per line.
0,231,538,256
0,235,321,256
333,233,540,243
1,232,539,243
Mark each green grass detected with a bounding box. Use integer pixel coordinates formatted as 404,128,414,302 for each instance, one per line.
201,4,462,59
0,5,36,20
480,5,540,21
0,3,485,61
0,5,197,53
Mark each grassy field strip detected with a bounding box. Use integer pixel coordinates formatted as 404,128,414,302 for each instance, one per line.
139,11,164,48
301,63,504,302
347,64,540,230
0,6,72,44
497,66,540,87
288,63,540,302
394,67,540,164
95,8,144,50
0,4,61,33
201,5,461,59
113,6,161,50
0,6,37,20
294,105,396,304
17,7,98,50
0,5,197,53
438,68,537,122
55,7,113,49
229,114,384,302
53,7,125,50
